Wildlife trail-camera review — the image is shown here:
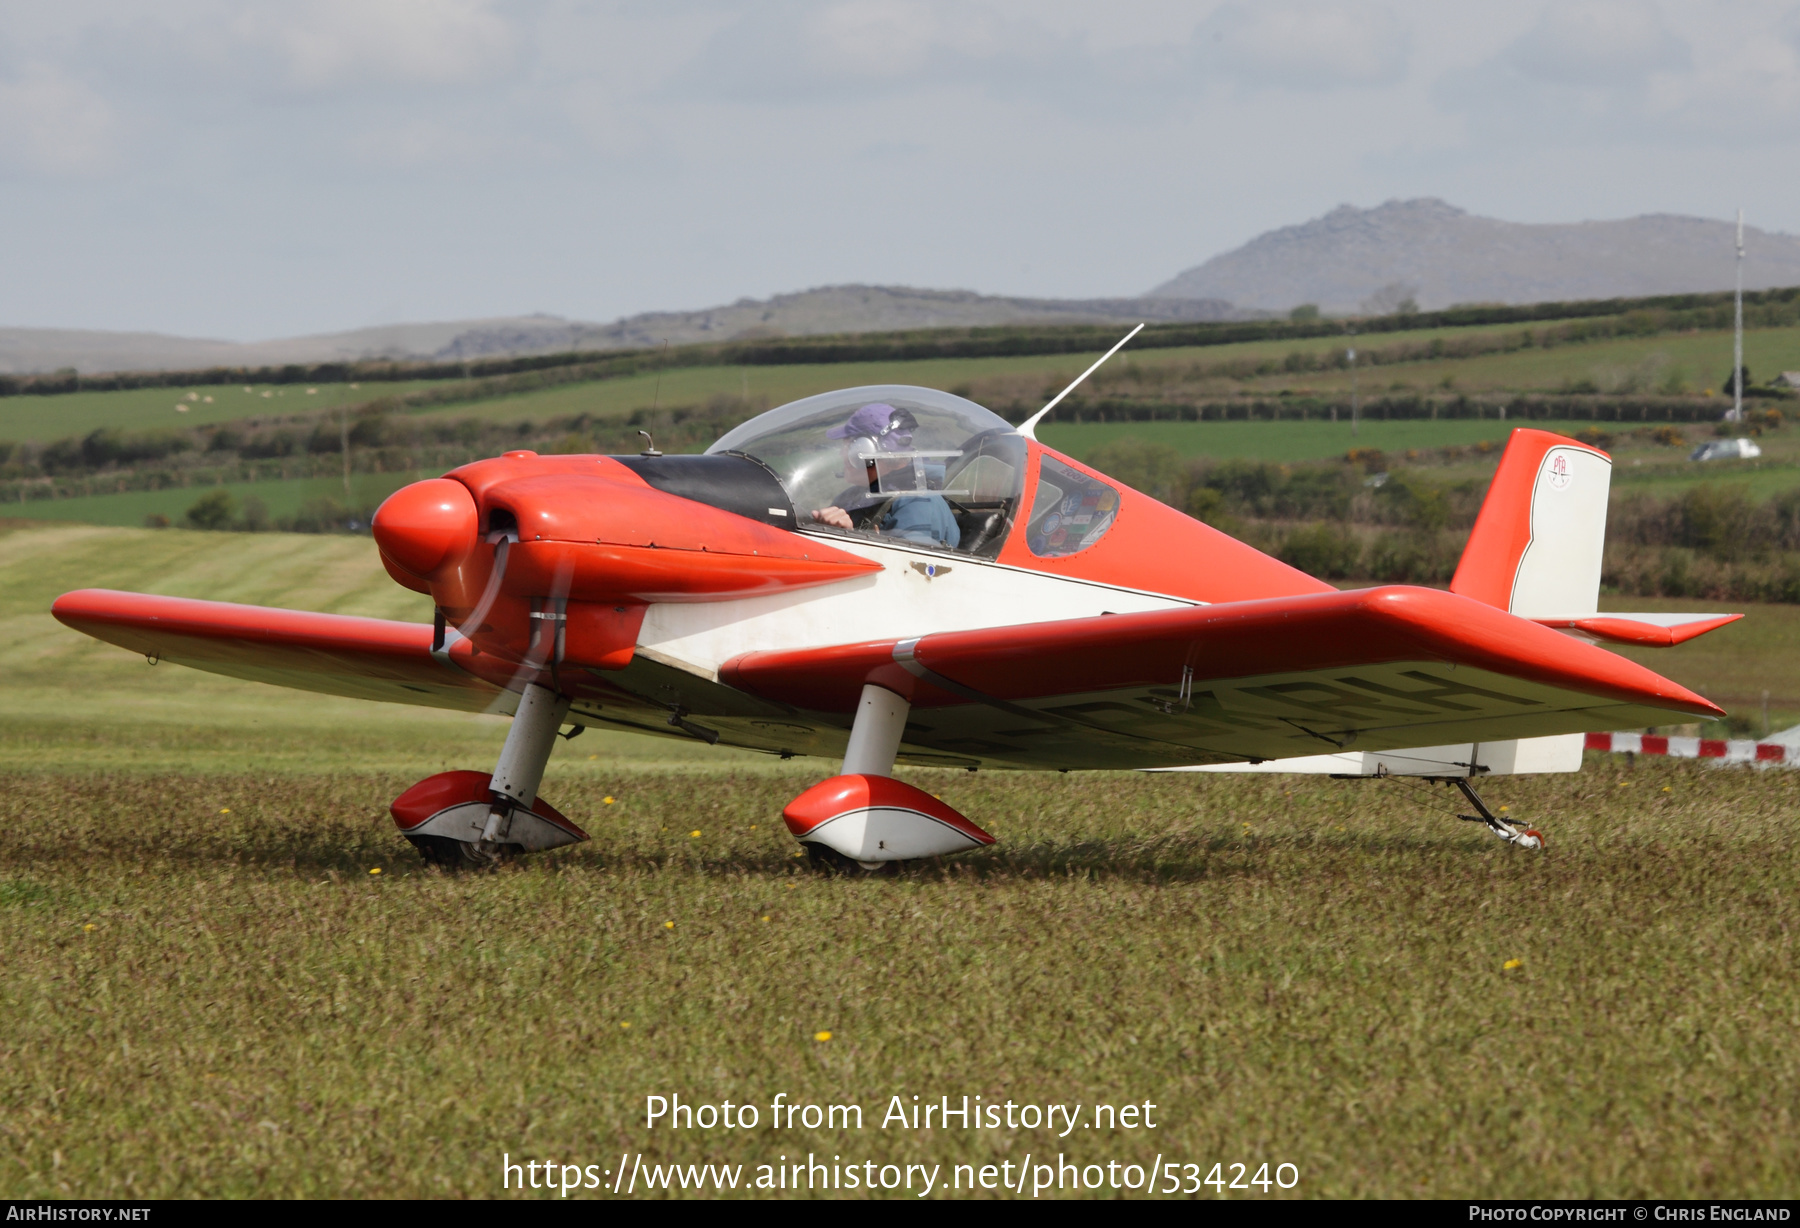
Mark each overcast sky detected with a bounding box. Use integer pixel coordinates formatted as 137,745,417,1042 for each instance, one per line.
2,1,1797,341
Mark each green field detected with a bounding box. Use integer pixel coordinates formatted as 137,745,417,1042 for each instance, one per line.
11,416,1795,532
6,316,1795,449
0,380,449,443
406,320,1798,432
1036,417,1589,462
0,319,1572,443
7,317,1800,538
9,472,427,528
4,526,1799,1198
1229,324,1800,398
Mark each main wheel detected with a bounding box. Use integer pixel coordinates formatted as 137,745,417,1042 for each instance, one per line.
803,843,898,876
405,835,522,868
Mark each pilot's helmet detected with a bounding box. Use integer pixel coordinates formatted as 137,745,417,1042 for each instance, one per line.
826,403,917,451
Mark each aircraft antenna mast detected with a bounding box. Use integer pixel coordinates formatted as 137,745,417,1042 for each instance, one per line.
1734,208,1745,422
1018,323,1144,441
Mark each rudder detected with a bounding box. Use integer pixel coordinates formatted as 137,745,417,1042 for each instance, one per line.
1450,428,1611,618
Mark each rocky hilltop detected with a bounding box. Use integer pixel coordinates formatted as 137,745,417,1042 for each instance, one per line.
1149,198,1800,314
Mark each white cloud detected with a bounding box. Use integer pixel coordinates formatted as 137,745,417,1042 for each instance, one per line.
1199,2,1410,90
679,0,1040,100
1436,2,1800,148
1505,0,1689,85
805,0,944,77
231,0,518,91
3,1,1800,341
0,64,117,174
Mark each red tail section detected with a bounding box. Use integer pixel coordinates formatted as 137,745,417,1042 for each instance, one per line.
1450,429,1612,617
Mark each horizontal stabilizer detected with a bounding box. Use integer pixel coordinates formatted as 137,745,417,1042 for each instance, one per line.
1533,612,1743,648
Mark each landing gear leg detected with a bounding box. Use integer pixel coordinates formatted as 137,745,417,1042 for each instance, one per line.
782,683,997,869
830,684,910,872
477,682,571,858
1454,777,1544,849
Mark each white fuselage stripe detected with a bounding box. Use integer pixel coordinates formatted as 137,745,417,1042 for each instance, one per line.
638,531,1194,677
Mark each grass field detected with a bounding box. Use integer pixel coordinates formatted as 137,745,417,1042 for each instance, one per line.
285,320,1800,433
10,317,1797,450
4,525,1799,1199
0,380,449,443
1036,417,1590,462
11,412,1794,530
8,318,1800,536
10,472,427,529
1231,324,1800,398
0,320,1554,442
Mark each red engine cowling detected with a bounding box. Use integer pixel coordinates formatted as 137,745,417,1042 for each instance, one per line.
372,453,879,673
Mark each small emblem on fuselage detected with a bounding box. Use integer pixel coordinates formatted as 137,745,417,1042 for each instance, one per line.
1547,452,1573,492
910,561,952,580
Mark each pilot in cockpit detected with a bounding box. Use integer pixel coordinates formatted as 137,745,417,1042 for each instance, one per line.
808,402,961,550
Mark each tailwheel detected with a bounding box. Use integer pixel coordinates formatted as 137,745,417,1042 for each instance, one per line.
1453,778,1545,849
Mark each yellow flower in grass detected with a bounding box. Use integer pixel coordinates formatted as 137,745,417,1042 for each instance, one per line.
620,1021,631,1030
219,808,231,814
814,1030,832,1042
369,867,382,876
663,921,674,929
689,830,701,838
1503,958,1524,970
603,796,616,805
82,924,95,932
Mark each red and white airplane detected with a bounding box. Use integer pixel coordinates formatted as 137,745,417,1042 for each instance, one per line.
54,355,1739,867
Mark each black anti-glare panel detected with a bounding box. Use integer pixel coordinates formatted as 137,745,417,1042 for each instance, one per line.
611,452,797,528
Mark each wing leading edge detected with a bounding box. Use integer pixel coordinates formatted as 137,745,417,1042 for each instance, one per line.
52,589,500,712
721,585,1723,771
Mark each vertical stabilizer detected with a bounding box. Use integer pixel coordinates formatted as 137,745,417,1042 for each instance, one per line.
1450,428,1611,617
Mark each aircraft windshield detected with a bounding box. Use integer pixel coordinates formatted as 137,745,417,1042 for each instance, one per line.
707,386,1025,559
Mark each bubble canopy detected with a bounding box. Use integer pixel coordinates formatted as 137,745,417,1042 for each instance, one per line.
707,385,1025,558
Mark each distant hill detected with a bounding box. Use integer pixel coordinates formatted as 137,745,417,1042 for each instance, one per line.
435,285,1241,359
1148,198,1800,314
0,287,1239,376
18,198,1800,378
0,317,563,378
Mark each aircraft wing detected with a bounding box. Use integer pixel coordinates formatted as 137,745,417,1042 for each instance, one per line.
52,588,500,712
720,585,1723,771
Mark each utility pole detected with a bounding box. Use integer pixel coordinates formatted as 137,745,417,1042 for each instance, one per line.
340,385,352,498
1347,327,1359,437
1734,208,1745,421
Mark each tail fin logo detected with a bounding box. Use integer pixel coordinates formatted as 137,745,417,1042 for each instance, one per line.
1548,453,1573,492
